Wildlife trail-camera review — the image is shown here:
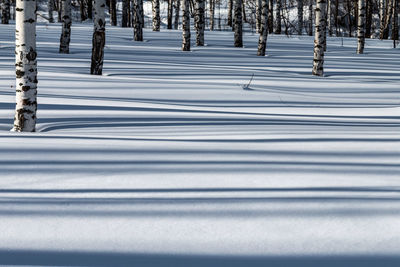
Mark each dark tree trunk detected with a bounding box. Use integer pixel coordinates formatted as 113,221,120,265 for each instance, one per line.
275,0,281,33
228,0,233,26
80,0,87,21
167,0,173,28
233,0,243,46
152,0,160,31
122,0,130,27
308,0,313,35
91,0,106,75
88,0,93,19
365,0,372,37
268,0,273,33
59,0,72,53
209,0,215,30
195,0,205,45
133,0,143,40
298,0,303,34
182,0,190,50
110,0,117,26
257,0,268,55
174,0,180,29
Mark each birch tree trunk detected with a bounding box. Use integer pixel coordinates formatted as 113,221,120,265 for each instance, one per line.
275,0,281,33
257,0,268,55
227,0,233,26
152,0,160,31
122,0,130,27
1,0,10,24
308,0,313,35
90,0,105,75
110,0,117,26
48,0,54,23
312,0,326,76
167,0,173,29
268,0,273,33
233,0,243,46
380,0,391,39
256,0,262,33
182,0,190,50
133,0,143,40
59,0,72,54
174,0,180,29
13,0,38,132
195,0,205,45
327,0,332,36
392,0,398,46
298,0,303,34
357,0,365,53
209,0,215,30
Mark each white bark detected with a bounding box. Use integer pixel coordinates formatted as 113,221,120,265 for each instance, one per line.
90,0,105,75
357,0,366,53
13,0,38,132
133,0,143,41
312,0,326,76
152,0,160,31
257,0,268,55
59,0,72,53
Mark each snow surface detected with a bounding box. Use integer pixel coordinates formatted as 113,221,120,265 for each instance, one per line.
0,23,400,266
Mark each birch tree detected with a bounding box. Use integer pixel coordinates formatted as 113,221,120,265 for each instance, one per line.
308,0,313,35
392,0,398,47
152,0,160,31
209,0,215,30
13,0,38,132
174,0,180,29
268,0,273,33
133,0,143,41
233,0,243,47
59,0,72,54
91,0,106,75
312,0,326,76
256,0,262,32
357,0,365,53
257,0,268,55
182,0,190,50
195,0,205,45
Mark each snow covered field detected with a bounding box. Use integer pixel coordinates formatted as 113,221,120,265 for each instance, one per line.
1,23,400,266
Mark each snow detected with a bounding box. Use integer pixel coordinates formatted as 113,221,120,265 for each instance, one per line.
0,23,400,266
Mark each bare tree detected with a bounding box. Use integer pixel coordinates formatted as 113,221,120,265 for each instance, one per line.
133,0,143,40
1,0,10,24
209,0,215,30
357,0,365,53
91,0,106,75
13,0,38,132
275,0,281,33
48,0,55,23
257,0,268,55
174,0,180,29
312,0,326,76
110,0,117,25
182,0,190,50
167,0,173,29
298,0,303,34
59,0,72,54
195,0,205,45
268,0,273,33
233,0,243,46
153,0,160,31
122,0,131,27
228,0,233,26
